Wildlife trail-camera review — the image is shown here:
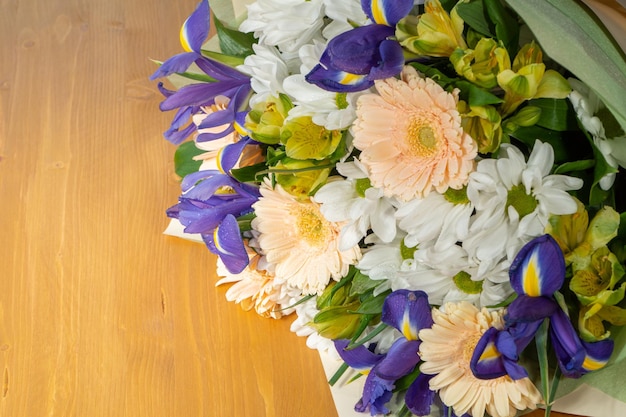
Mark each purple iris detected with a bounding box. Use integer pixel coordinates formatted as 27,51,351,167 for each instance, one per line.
151,0,252,144
167,170,260,273
305,0,413,92
334,290,435,416
471,235,614,381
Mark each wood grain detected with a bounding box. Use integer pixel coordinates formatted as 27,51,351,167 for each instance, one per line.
0,0,587,416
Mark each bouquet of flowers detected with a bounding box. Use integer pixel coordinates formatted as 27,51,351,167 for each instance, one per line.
151,0,626,416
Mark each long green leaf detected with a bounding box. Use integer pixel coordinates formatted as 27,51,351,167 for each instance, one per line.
505,0,626,133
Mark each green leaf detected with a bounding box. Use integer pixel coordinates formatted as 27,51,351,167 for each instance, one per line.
201,49,246,67
456,0,493,37
456,80,504,106
328,362,350,386
345,322,388,350
554,159,595,175
349,270,381,297
213,16,256,58
174,141,204,179
355,290,391,315
230,162,267,183
484,0,520,56
505,0,626,134
529,98,578,131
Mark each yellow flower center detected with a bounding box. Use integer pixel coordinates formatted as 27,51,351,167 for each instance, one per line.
462,333,482,364
407,118,440,158
293,204,330,247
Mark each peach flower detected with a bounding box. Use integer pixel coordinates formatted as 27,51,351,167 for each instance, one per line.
352,65,477,201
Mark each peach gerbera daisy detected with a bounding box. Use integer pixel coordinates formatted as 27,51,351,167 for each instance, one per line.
251,179,361,295
352,65,477,201
216,253,288,319
418,302,542,417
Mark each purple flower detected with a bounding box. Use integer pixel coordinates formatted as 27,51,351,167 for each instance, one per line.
471,235,614,381
334,290,435,416
167,171,260,273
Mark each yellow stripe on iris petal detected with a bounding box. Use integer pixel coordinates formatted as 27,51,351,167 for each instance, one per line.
234,121,249,136
402,311,417,340
213,226,234,256
216,147,226,174
479,343,500,361
179,19,193,52
371,0,388,25
583,356,608,371
522,251,542,297
340,72,366,85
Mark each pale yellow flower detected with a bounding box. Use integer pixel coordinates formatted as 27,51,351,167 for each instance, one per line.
251,180,361,295
216,254,286,319
353,65,477,201
419,302,542,417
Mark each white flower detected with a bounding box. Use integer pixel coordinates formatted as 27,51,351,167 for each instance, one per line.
237,44,290,106
239,0,325,54
395,190,473,251
321,0,369,39
313,160,397,250
290,296,339,355
419,302,542,417
568,77,626,190
466,141,583,267
251,180,361,295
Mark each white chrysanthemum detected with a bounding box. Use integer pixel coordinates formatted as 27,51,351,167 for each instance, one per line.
395,190,473,251
216,254,291,319
239,0,325,54
289,296,339,355
313,160,397,250
419,302,542,417
251,180,361,295
237,44,290,106
466,141,583,268
321,0,369,39
283,42,363,130
568,77,626,190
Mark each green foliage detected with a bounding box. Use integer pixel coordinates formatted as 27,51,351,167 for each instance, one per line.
174,141,204,179
213,16,256,58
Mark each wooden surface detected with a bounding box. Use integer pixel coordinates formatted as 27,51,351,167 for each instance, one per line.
0,0,583,416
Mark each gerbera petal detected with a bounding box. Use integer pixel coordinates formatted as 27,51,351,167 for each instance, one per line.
509,234,565,297
381,290,433,340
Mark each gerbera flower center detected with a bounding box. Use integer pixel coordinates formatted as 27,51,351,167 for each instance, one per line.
292,205,330,247
407,118,440,158
506,183,538,218
462,333,483,364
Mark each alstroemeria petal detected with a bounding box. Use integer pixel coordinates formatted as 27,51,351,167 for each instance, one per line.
361,0,413,26
203,214,248,273
334,339,384,372
405,373,435,416
509,234,565,297
180,0,210,53
506,295,558,323
375,338,421,380
381,290,432,340
550,308,586,378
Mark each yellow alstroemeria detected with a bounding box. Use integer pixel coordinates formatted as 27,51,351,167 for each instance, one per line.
396,0,467,57
244,94,293,145
272,158,332,200
281,116,343,161
497,42,571,116
459,101,503,154
451,38,510,89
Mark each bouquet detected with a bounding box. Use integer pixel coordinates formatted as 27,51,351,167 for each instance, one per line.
151,0,626,416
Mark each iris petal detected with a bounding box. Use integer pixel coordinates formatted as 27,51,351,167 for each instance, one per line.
203,214,248,273
180,0,210,53
334,339,384,371
471,327,507,379
550,308,586,378
505,295,558,323
361,0,413,26
405,373,435,416
581,339,614,373
509,234,565,297
381,290,432,340
375,338,421,380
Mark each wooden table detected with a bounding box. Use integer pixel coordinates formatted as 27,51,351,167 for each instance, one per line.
0,0,582,416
